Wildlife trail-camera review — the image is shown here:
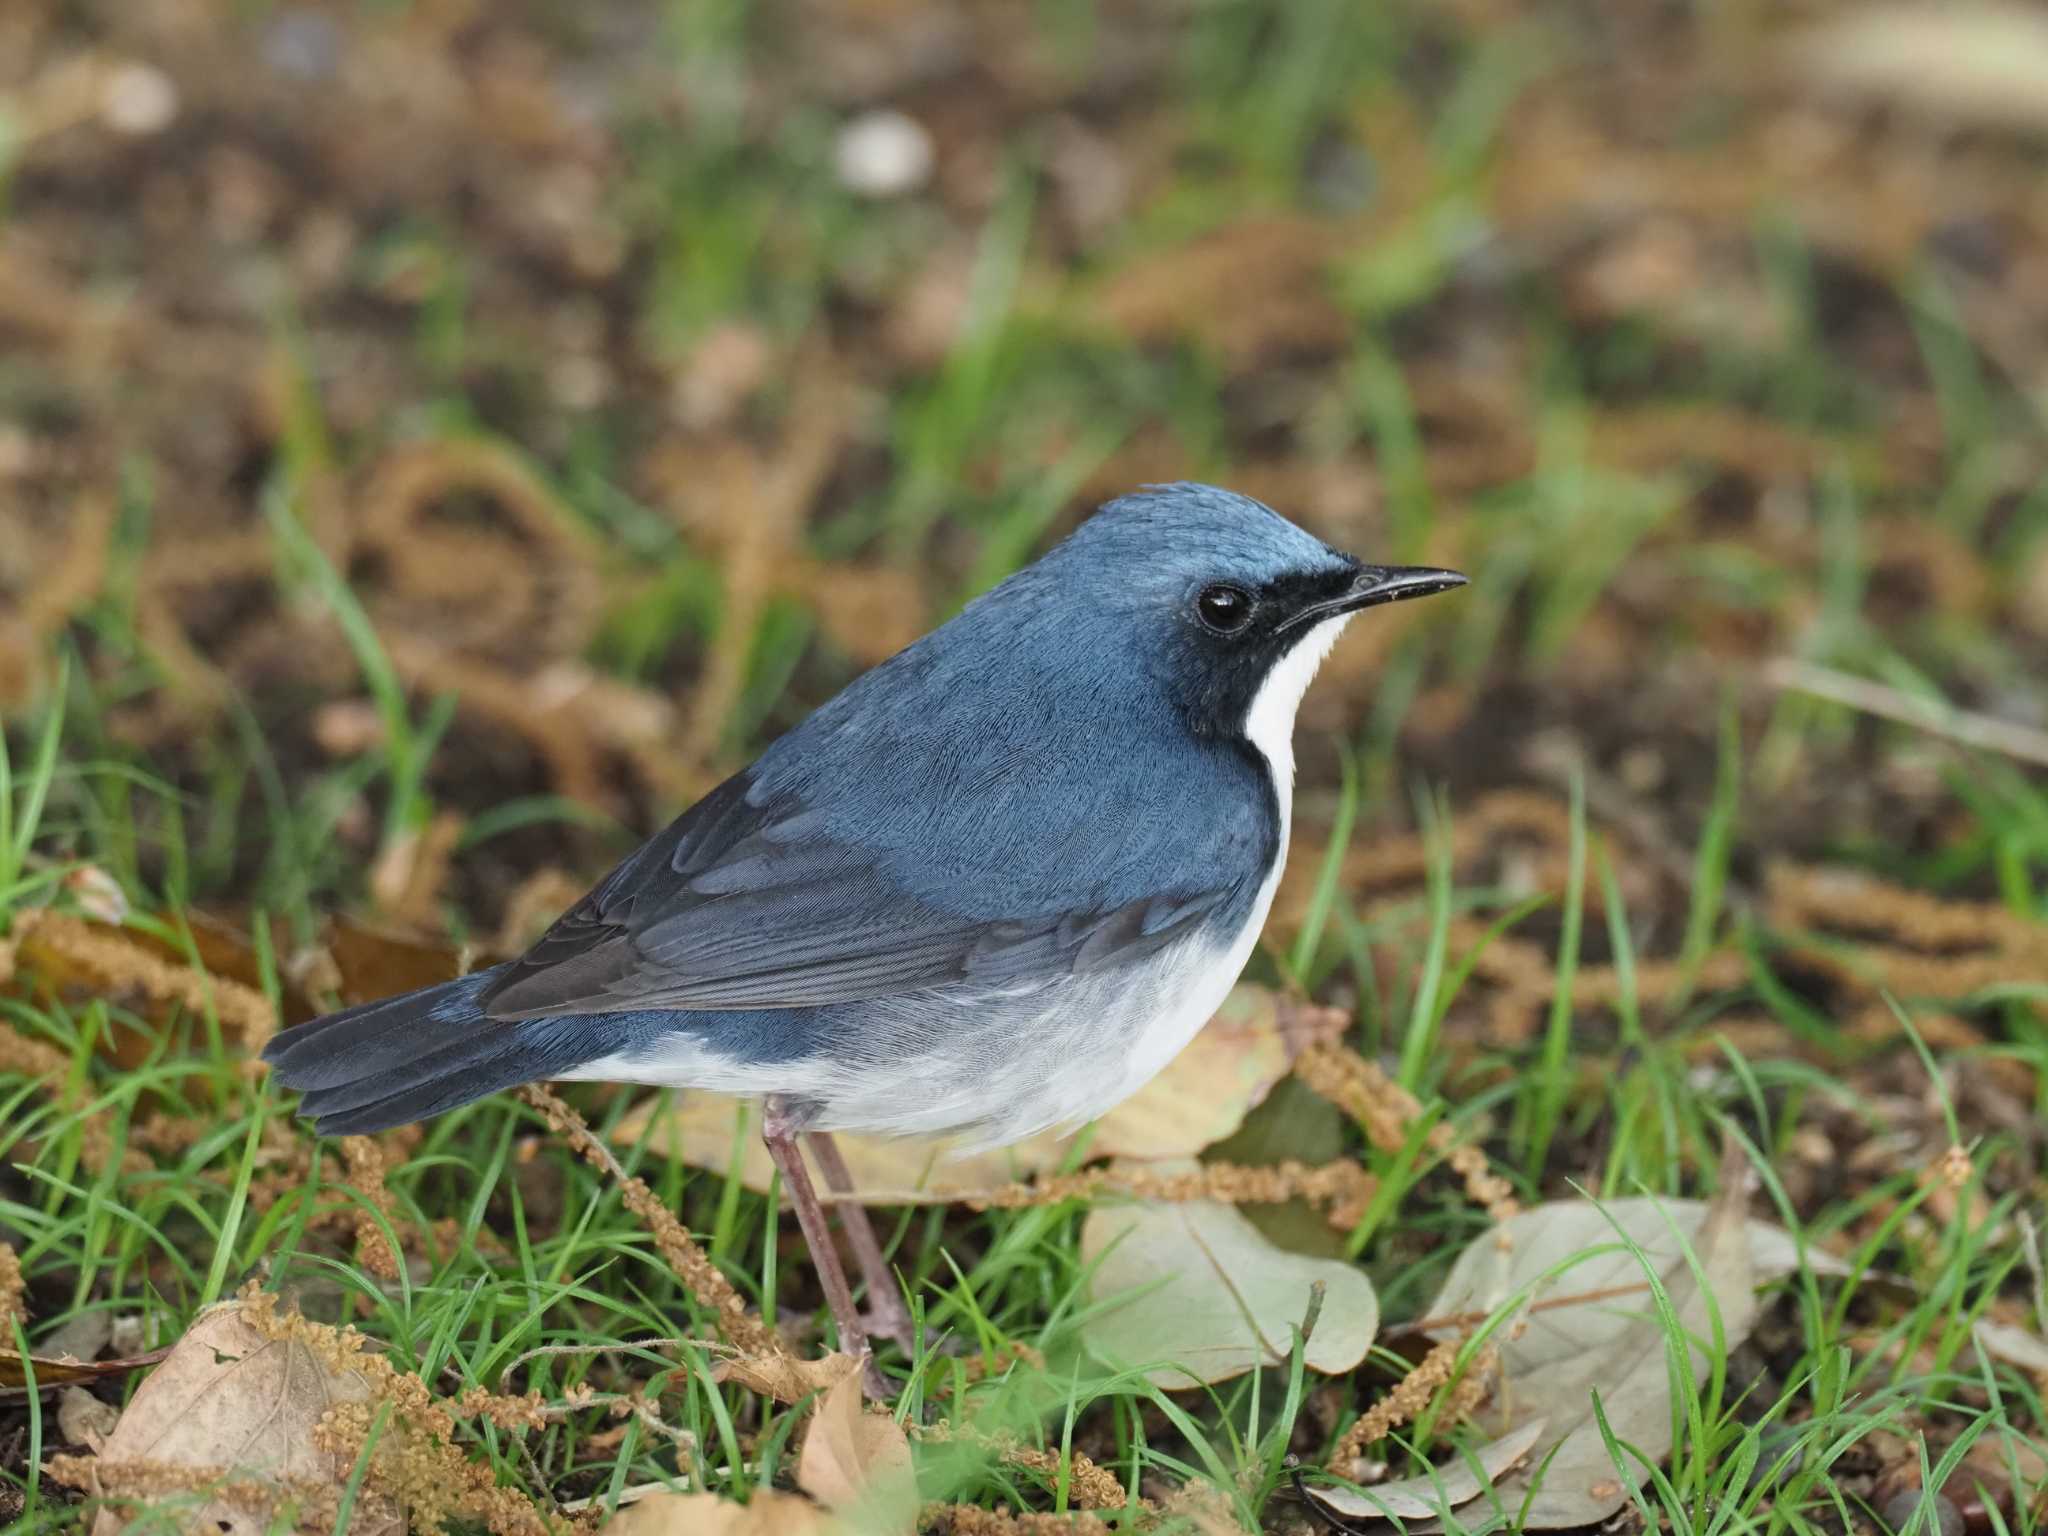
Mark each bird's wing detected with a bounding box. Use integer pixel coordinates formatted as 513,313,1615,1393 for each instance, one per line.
478,771,1236,1020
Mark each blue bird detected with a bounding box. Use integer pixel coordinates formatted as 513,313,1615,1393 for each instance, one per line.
263,482,1465,1392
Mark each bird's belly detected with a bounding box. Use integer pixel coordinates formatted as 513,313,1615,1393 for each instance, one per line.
561,872,1284,1150
819,865,1281,1148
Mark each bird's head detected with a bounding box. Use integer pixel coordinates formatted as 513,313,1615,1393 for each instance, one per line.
1038,482,1466,747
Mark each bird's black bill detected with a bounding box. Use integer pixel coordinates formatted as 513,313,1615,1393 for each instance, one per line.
1278,564,1468,631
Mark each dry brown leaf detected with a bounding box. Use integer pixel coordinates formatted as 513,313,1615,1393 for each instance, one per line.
601,1489,835,1535
715,1349,862,1407
1422,1199,1848,1366
318,915,469,1008
797,1365,917,1532
612,986,1341,1200
77,1302,403,1535
0,1345,171,1398
58,1383,122,1448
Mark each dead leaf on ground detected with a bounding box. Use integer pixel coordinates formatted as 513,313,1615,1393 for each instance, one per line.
797,1364,917,1533
1974,1318,2048,1376
612,986,1342,1201
1080,1173,1378,1388
599,1489,834,1535
0,1344,172,1398
1421,1196,1847,1377
1401,1155,1762,1531
1301,1417,1550,1522
714,1348,864,1407
318,915,469,1008
75,1301,403,1536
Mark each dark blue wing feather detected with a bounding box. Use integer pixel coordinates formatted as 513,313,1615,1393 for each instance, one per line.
478,769,1249,1020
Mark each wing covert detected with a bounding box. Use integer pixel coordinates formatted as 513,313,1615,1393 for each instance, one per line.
478,770,1236,1021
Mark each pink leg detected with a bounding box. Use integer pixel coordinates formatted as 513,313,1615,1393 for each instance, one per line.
806,1130,918,1351
761,1098,888,1399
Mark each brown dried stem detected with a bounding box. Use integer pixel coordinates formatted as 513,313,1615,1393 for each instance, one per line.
513,1084,782,1360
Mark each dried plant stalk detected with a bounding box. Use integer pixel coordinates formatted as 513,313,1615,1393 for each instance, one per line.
11,908,276,1048
339,1135,403,1282
514,1084,782,1360
923,1506,1115,1536
956,1156,1376,1228
921,1421,1135,1512
0,1241,24,1331
1325,1332,1498,1479
1294,1044,1519,1223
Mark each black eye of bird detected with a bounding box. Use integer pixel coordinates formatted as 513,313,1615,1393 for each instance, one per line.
1195,584,1253,634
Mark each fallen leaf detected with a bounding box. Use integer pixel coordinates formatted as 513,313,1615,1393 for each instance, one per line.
321,915,467,1007
1419,1156,1762,1530
1204,1075,1351,1257
1301,1417,1550,1521
0,1345,172,1398
1081,1183,1378,1388
600,1489,834,1535
79,1302,403,1536
613,986,1341,1201
797,1365,917,1532
715,1349,862,1407
1974,1318,2048,1375
1420,1197,1845,1378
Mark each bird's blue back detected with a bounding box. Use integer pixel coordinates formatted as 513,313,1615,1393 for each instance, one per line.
749,484,1348,919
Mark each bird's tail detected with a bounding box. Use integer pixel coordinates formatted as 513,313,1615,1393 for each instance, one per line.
263,964,602,1135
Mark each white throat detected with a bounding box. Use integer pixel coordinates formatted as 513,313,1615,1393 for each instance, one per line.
1242,613,1353,816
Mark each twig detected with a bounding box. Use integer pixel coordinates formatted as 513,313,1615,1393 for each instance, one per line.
1765,658,2048,769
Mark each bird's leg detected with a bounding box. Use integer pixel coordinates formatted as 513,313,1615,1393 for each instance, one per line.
805,1130,919,1352
761,1098,889,1400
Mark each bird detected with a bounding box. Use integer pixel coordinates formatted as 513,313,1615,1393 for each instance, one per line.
263,482,1465,1395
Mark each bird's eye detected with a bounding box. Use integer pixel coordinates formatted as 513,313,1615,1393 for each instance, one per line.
1195,584,1254,634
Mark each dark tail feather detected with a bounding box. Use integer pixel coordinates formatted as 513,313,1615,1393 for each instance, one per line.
263,964,602,1136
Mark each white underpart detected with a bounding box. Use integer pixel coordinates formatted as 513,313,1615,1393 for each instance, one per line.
562,613,1357,1147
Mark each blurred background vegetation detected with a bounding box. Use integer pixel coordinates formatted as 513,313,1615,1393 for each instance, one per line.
4,0,2048,1528
3,0,2042,937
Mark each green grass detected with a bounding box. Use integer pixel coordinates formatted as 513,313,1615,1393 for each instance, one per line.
5,0,2048,1529
7,661,2047,1529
